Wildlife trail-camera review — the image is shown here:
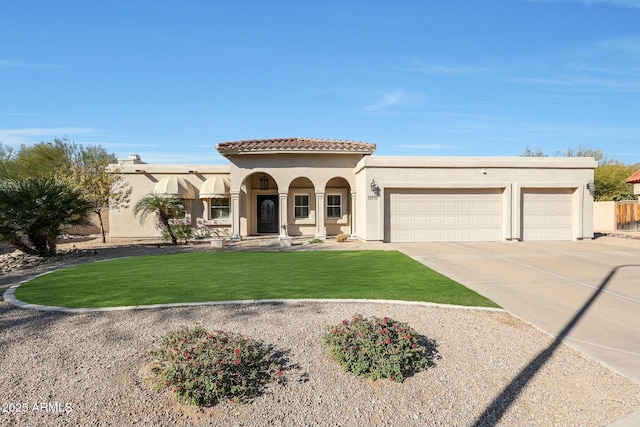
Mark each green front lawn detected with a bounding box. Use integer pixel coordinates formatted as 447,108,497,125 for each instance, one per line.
14,250,499,308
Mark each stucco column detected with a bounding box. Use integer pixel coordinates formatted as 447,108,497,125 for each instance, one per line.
350,191,357,237
230,191,240,241
315,191,326,240
202,199,210,221
279,192,289,238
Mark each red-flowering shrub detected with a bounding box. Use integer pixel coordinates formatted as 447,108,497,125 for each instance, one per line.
150,325,283,406
324,314,432,382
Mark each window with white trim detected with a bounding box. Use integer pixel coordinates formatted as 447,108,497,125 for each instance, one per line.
326,194,342,219
210,197,230,219
294,194,310,219
169,199,190,224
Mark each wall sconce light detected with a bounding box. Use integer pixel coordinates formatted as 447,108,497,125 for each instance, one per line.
259,173,270,190
370,178,381,197
586,179,595,197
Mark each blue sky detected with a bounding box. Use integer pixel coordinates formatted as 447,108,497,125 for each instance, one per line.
1,0,639,164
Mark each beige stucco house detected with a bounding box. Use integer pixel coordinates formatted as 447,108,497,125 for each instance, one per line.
109,138,597,243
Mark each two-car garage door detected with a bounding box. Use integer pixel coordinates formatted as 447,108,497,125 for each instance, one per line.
388,189,502,242
387,188,573,242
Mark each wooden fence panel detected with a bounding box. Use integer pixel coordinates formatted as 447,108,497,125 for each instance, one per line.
616,202,640,231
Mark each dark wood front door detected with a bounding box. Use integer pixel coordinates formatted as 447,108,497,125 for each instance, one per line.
257,195,278,233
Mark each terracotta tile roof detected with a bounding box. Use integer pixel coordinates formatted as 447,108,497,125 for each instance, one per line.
216,138,376,155
626,169,640,183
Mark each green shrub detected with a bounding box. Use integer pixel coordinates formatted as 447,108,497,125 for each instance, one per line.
150,325,284,406
162,225,193,244
324,314,432,382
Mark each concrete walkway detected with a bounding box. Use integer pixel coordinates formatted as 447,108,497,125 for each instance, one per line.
391,236,640,426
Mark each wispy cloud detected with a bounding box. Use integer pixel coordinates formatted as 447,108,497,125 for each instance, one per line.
0,127,99,146
443,119,640,141
364,89,424,112
406,62,490,76
511,75,640,90
510,36,640,91
0,59,62,69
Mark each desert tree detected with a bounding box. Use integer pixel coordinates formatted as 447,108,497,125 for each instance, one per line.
520,147,548,157
59,143,132,243
10,139,71,179
0,142,16,178
593,163,638,201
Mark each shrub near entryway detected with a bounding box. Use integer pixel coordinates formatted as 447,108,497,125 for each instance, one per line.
324,314,433,382
150,325,284,406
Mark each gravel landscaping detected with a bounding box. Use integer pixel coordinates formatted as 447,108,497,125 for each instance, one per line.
1,239,639,426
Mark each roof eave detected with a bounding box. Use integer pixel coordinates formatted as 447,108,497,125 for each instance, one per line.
217,149,375,156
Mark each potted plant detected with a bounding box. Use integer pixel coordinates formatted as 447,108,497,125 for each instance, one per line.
279,225,292,247
194,218,226,248
209,225,226,248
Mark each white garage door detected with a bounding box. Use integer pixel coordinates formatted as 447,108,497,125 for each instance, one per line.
388,189,502,242
522,189,573,240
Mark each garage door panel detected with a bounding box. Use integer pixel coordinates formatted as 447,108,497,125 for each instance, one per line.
486,216,500,227
429,203,443,213
414,216,428,227
486,203,500,213
443,216,457,226
458,216,471,226
399,202,414,212
558,216,571,226
399,217,413,227
429,217,443,226
389,189,502,242
444,203,457,213
544,217,559,226
415,202,428,213
398,230,413,241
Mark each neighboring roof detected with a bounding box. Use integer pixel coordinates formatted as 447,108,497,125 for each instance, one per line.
216,138,376,156
626,169,640,184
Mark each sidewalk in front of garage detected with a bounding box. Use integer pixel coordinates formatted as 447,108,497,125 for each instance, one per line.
390,236,640,427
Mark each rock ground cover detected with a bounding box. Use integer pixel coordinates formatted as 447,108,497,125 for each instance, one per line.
1,236,639,426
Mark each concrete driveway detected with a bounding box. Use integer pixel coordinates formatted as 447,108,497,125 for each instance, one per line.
391,237,640,384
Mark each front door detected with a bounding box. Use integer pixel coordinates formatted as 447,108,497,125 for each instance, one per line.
257,195,278,233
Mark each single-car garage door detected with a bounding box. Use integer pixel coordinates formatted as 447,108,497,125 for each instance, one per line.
522,189,573,240
388,189,502,242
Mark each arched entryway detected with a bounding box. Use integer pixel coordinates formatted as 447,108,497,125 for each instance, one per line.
324,177,353,237
287,177,315,236
245,172,280,235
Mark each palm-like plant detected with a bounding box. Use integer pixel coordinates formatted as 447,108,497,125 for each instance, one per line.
0,177,92,256
133,193,184,245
